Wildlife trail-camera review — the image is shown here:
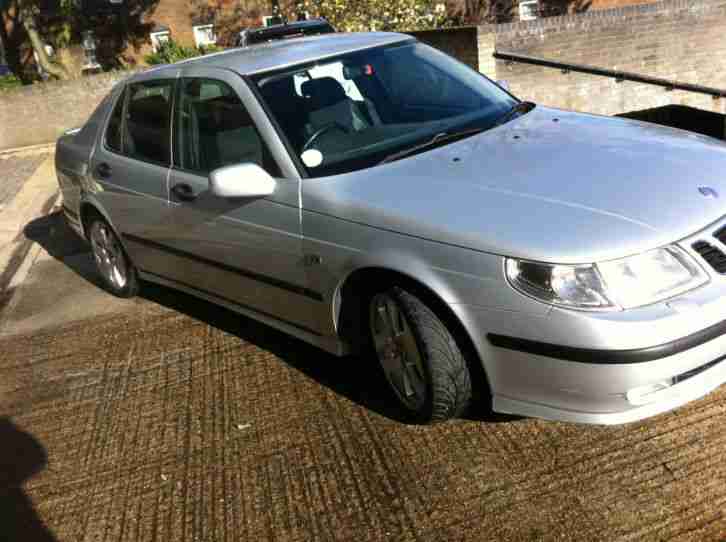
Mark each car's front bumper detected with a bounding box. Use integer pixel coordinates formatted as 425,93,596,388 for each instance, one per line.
453,274,726,424
488,329,726,425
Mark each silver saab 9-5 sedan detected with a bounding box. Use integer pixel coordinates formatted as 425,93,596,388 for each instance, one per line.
56,32,726,425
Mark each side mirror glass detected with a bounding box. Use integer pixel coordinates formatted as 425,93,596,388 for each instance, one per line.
497,80,511,91
209,163,276,198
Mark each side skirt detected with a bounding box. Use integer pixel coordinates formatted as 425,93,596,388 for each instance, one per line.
139,269,348,357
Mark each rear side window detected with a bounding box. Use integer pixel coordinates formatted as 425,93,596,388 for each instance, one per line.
124,80,174,165
105,89,125,153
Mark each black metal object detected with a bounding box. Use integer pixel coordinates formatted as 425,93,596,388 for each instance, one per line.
618,105,725,140
493,51,726,99
236,19,335,48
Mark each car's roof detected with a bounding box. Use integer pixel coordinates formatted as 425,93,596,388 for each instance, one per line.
142,32,411,78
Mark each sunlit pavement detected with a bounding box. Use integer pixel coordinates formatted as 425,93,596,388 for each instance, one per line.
1,212,726,541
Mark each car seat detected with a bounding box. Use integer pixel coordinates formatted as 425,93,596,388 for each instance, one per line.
300,77,371,137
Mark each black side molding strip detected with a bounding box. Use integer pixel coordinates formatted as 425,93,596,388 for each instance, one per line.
488,317,726,364
123,233,323,302
140,268,322,337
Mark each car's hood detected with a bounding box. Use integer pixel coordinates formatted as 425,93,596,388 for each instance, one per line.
302,106,726,263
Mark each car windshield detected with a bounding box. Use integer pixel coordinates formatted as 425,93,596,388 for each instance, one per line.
252,40,519,177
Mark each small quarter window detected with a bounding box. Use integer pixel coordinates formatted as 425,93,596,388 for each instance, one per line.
105,88,125,153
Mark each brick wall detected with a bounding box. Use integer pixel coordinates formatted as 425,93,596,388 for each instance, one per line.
411,0,726,117
490,0,726,116
0,70,136,150
589,0,657,8
408,27,480,69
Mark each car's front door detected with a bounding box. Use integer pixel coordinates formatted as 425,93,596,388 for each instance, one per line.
157,69,321,334
90,76,177,274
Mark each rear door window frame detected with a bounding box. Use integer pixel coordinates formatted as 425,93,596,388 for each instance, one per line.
102,78,177,168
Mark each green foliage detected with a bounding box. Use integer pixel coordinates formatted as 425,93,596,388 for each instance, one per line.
0,74,23,92
144,40,224,65
291,0,454,32
144,40,199,65
198,44,223,55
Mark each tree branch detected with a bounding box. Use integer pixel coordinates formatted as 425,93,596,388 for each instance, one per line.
17,0,70,79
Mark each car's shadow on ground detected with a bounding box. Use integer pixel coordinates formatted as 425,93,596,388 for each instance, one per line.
0,418,57,541
25,212,519,425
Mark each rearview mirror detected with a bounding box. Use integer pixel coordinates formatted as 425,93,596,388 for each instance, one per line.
209,163,276,198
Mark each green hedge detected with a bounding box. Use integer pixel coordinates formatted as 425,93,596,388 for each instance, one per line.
0,74,23,92
144,40,224,65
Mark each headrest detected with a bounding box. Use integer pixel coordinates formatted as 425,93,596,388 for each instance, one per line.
300,77,348,109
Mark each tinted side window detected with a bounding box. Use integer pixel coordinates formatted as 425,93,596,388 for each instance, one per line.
174,78,280,176
124,80,173,165
105,88,125,153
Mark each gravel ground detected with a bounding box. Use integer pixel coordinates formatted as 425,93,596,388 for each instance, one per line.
1,214,726,542
0,153,50,209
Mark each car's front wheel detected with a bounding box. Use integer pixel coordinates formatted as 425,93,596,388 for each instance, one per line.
88,216,139,298
368,287,472,423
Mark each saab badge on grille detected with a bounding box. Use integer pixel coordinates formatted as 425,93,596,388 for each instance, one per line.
699,186,719,198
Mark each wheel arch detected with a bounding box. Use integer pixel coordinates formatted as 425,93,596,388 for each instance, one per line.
334,265,491,398
79,199,131,256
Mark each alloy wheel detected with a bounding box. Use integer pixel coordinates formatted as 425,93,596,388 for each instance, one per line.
89,221,128,291
369,292,427,411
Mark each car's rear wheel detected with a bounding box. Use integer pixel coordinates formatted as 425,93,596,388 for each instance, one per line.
88,216,139,298
368,286,472,423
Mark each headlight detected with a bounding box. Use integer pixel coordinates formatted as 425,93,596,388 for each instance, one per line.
505,245,708,311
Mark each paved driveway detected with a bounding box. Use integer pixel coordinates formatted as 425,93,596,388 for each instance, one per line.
1,212,725,541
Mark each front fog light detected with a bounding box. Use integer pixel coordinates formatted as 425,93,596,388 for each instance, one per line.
626,380,674,406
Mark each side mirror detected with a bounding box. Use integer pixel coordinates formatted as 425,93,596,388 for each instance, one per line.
209,163,276,198
497,80,511,91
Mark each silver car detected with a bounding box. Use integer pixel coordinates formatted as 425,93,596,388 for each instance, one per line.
56,32,726,425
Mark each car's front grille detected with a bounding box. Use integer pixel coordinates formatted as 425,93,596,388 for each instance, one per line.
692,240,726,273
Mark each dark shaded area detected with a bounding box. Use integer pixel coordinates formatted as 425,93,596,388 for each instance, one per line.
88,0,162,69
0,418,56,542
538,0,591,17
618,105,726,141
24,211,515,425
140,280,513,424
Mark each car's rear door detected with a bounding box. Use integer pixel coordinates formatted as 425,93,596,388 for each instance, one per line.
157,67,321,334
89,74,178,274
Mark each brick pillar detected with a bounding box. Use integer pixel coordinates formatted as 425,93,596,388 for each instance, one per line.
476,27,496,80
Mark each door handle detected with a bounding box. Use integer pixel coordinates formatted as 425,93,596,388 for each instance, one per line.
96,162,112,179
171,183,198,201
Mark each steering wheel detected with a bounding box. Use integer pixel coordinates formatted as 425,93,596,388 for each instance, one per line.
301,123,349,153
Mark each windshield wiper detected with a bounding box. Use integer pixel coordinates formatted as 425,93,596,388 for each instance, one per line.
378,127,487,165
495,101,536,127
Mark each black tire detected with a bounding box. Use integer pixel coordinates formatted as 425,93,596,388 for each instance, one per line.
87,215,140,298
368,286,472,424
